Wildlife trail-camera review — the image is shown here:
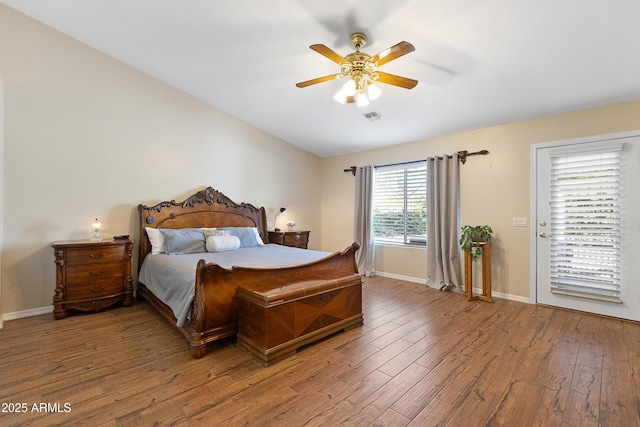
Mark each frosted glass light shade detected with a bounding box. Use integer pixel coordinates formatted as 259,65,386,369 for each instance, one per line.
357,93,370,107
342,79,356,96
367,83,382,100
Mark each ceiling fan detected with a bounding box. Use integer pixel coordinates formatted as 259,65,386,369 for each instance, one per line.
296,32,418,107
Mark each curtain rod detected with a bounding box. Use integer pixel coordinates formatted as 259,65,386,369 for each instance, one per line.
343,149,489,175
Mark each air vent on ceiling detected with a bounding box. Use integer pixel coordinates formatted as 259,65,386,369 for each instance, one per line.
363,111,383,122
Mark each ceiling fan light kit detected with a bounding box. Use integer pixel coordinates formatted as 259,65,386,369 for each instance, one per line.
296,32,418,107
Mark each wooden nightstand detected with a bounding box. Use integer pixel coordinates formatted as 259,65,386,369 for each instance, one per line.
52,239,134,319
268,230,310,249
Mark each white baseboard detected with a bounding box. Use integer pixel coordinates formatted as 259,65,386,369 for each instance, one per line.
374,271,531,304
483,289,530,304
374,271,427,285
0,277,531,329
1,305,53,326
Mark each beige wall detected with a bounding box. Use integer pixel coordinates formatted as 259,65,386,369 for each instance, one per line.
3,4,640,317
321,101,640,299
0,5,322,316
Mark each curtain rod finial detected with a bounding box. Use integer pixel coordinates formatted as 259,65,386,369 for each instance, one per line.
457,149,489,164
344,166,356,176
457,150,468,164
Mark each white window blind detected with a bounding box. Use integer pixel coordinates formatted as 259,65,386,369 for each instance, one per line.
549,142,623,302
372,162,427,245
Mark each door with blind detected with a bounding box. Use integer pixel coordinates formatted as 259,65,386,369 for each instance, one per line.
532,132,640,321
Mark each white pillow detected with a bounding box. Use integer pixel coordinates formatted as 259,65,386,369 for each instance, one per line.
145,227,166,254
206,235,241,253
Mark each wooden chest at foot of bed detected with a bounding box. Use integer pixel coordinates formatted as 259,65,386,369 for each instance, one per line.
237,270,363,366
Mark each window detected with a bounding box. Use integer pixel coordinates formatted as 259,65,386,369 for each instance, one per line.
372,162,427,245
549,142,623,302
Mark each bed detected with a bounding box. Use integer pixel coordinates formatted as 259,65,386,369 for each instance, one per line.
137,187,360,358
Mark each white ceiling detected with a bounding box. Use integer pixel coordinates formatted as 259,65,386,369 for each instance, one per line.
4,0,640,157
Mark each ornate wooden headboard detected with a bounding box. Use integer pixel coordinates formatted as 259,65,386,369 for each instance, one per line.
137,187,268,268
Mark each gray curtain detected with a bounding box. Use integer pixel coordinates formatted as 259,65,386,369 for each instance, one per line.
354,165,375,276
426,154,461,291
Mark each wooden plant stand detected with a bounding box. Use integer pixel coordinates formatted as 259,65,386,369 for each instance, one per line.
464,242,493,302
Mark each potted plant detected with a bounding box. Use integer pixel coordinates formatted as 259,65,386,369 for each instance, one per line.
460,225,493,261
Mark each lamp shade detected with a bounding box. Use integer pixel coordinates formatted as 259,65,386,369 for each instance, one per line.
342,79,357,96
357,93,370,107
367,82,382,100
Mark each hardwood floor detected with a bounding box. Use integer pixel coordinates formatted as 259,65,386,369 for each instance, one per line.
1,276,639,426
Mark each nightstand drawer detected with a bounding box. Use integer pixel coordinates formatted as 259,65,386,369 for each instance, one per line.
66,262,124,284
283,233,308,248
66,246,125,265
65,278,125,300
268,231,310,249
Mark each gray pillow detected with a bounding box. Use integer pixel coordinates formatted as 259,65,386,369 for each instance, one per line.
160,228,205,254
220,227,261,248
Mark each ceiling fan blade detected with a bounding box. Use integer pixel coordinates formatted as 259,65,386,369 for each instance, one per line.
374,72,418,89
371,41,415,66
296,74,342,88
309,44,348,65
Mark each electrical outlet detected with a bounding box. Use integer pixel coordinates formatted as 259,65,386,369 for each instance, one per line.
512,217,528,227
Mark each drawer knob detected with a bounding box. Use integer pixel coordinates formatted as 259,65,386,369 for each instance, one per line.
89,252,107,259
89,286,106,294
89,269,105,276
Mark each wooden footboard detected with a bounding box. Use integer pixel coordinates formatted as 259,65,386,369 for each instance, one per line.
138,242,360,359
189,242,360,358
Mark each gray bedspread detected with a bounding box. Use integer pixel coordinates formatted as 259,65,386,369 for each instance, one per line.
138,244,331,327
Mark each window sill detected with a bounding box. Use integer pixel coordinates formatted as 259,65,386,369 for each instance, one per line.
374,242,427,250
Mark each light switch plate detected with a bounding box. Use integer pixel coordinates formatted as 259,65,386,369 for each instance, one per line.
513,217,528,227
